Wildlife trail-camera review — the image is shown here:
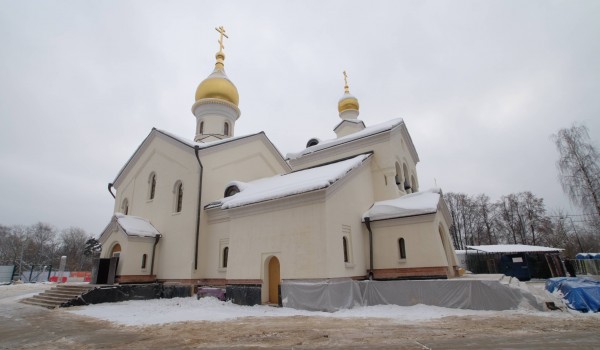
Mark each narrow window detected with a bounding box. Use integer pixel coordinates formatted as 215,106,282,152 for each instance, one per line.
224,122,230,136
141,254,147,269
174,182,183,213
342,237,349,263
399,238,406,259
121,198,129,215
199,121,204,134
395,162,402,190
222,247,229,268
149,173,156,200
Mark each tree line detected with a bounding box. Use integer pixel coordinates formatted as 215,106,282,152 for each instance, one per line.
0,222,100,276
447,123,600,258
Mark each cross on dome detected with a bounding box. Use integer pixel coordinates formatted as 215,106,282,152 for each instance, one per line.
215,26,228,53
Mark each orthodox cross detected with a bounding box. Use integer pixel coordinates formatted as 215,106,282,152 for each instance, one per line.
215,26,228,52
343,70,349,92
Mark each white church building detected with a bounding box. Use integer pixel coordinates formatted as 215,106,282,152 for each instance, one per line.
98,28,459,305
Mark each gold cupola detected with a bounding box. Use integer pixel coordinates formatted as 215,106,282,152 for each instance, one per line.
192,27,241,143
195,27,239,106
337,71,359,113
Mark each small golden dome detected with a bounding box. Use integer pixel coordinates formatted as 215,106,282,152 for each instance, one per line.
195,68,239,106
338,93,359,112
338,70,359,112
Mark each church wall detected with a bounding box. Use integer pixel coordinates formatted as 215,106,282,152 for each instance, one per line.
192,137,290,279
369,212,457,278
323,161,375,278
112,136,200,280
223,197,327,282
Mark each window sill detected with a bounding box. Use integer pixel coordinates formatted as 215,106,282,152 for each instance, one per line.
171,211,182,216
218,268,227,273
398,259,407,264
146,199,154,203
345,262,355,268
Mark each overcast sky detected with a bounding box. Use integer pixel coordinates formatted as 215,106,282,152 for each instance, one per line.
1,1,599,235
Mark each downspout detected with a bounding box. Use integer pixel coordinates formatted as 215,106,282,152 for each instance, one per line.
108,183,115,198
193,145,204,270
364,217,374,280
150,234,161,276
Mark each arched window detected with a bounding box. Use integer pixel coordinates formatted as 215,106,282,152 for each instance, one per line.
342,237,349,263
199,121,204,134
395,162,402,190
121,198,129,215
224,185,240,197
174,181,183,213
141,254,147,269
399,238,406,259
306,138,319,148
224,122,230,136
148,173,156,200
403,163,411,193
411,175,418,192
222,247,229,268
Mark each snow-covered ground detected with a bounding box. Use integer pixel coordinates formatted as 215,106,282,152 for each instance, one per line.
65,295,597,327
3,283,598,327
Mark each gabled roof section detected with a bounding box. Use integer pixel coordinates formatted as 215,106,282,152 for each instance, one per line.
112,128,289,188
466,244,563,253
362,188,442,221
287,118,419,163
207,153,372,210
99,213,160,242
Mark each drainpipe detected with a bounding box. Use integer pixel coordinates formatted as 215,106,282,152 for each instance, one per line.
150,234,162,276
364,217,374,280
108,183,115,198
193,146,204,270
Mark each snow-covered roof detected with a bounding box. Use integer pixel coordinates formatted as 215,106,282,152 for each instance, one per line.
287,118,408,160
112,128,290,187
362,188,441,221
113,213,160,238
466,244,563,253
207,153,372,210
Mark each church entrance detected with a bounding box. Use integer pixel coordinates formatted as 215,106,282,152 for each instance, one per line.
268,256,280,305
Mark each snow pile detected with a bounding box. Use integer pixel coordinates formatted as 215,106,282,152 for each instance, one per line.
208,154,371,209
363,188,441,221
115,213,160,237
66,296,536,326
287,118,404,160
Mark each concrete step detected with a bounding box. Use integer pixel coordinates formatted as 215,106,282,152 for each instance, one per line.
19,284,94,309
20,298,58,309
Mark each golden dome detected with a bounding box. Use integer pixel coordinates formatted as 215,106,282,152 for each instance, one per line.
195,68,239,106
338,93,359,112
338,70,359,112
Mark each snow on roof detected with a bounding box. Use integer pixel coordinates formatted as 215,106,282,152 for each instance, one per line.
287,118,404,160
208,154,371,209
362,188,441,221
156,128,260,149
466,244,563,253
115,213,160,238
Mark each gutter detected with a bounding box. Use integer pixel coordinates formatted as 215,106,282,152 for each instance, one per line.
193,145,204,270
108,183,115,198
150,234,162,276
364,217,374,279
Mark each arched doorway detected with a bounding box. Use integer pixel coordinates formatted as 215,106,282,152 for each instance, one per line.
110,243,121,257
268,256,280,305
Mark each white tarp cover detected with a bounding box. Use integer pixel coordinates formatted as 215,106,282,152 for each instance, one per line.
281,279,543,312
466,244,563,253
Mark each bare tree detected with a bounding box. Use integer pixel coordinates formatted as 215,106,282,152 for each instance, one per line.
552,124,600,222
59,227,92,271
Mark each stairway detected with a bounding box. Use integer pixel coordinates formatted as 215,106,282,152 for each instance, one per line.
20,284,94,309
